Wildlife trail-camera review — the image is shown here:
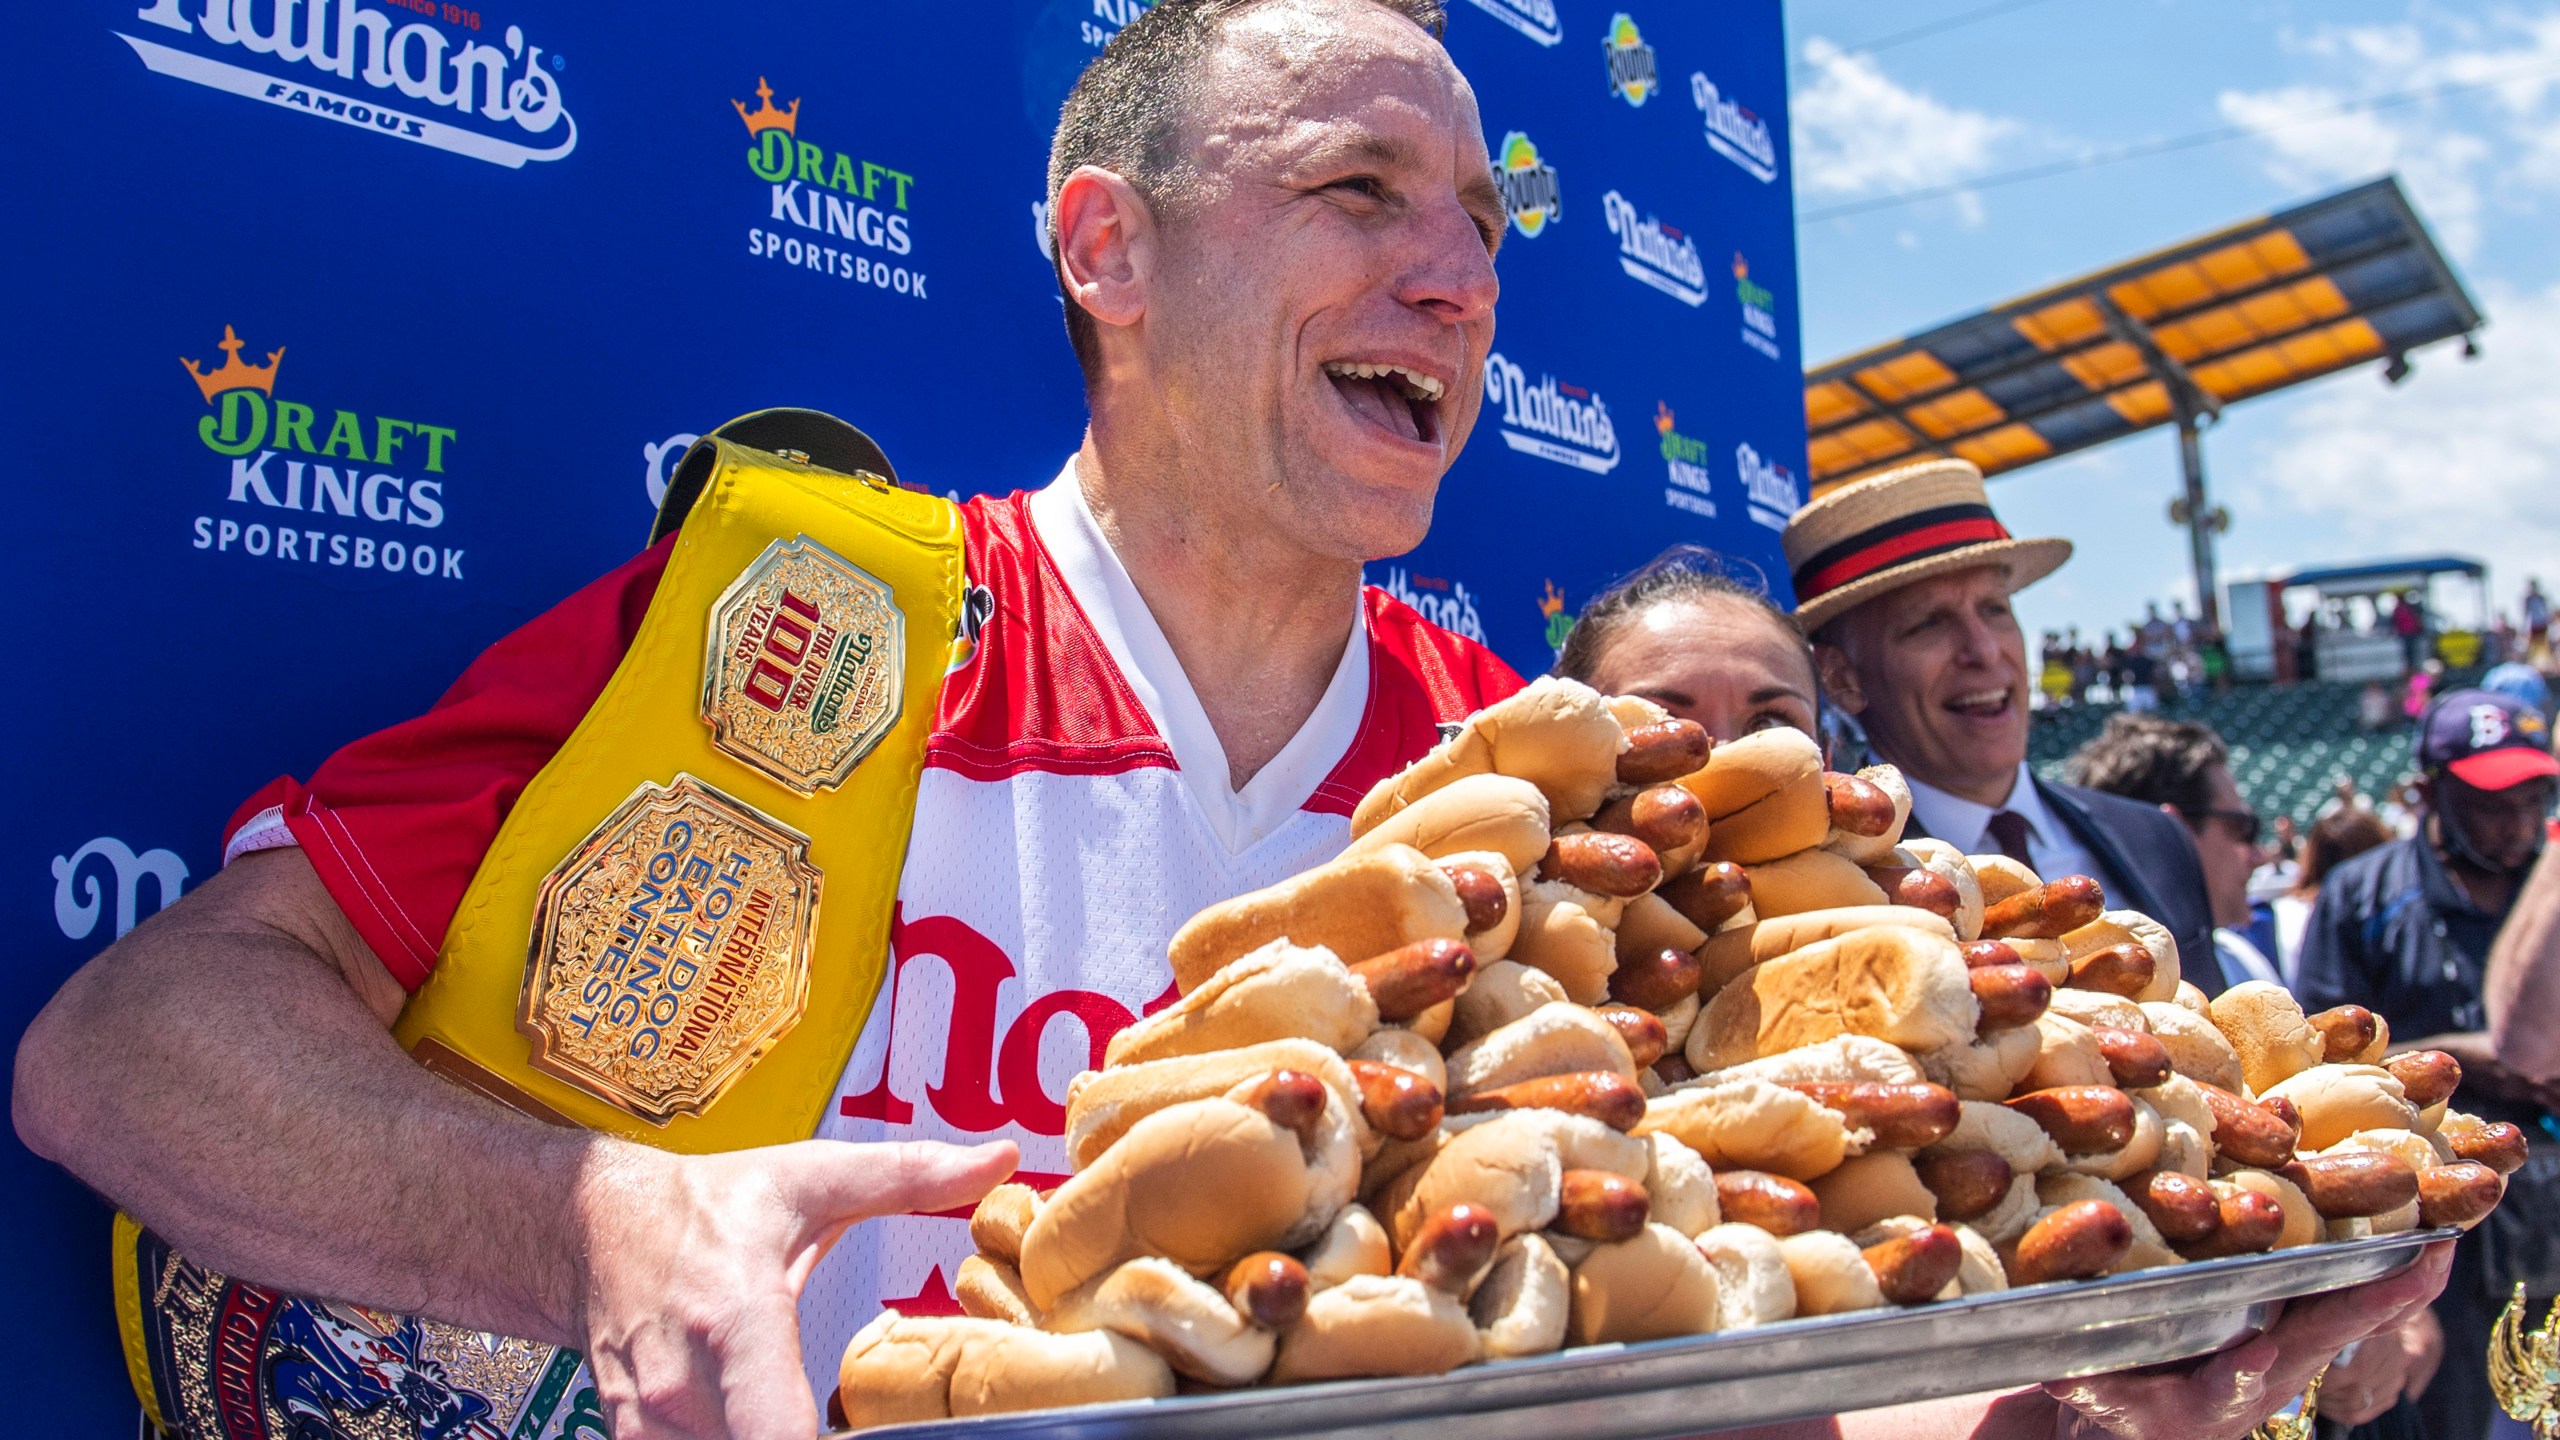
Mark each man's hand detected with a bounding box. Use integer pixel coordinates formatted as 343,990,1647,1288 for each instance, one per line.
2318,1306,2445,1425
2043,1241,2453,1438
580,1137,1018,1440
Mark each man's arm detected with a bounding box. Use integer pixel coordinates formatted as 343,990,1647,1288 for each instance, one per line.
2487,842,2560,1081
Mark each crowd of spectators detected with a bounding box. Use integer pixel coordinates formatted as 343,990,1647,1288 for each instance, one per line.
2037,599,2229,709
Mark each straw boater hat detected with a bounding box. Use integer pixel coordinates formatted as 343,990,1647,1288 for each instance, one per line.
1782,458,2073,634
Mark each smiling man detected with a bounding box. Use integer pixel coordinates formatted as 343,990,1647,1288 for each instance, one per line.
1786,458,2226,995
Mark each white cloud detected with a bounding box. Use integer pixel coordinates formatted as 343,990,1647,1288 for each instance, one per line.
1791,37,2018,201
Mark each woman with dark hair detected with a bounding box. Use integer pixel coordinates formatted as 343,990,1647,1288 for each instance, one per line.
1551,546,1823,747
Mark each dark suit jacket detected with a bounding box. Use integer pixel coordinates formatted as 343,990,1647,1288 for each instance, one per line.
1904,776,2228,997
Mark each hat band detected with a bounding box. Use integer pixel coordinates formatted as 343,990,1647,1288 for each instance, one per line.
1793,504,2011,600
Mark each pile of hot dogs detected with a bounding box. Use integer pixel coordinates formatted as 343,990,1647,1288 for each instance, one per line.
835,678,2522,1428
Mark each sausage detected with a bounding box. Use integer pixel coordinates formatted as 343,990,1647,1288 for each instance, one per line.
1541,832,1664,898
1652,1054,1699,1088
1970,964,2053,1029
1448,1071,1647,1133
2007,1199,2133,1285
1915,1149,2015,1222
1619,719,1712,785
2128,1169,2222,1245
1785,1082,1961,1149
2066,943,2156,1000
1554,1169,1651,1243
1440,862,1510,935
1594,784,1710,854
1608,946,1704,1012
1596,1006,1669,1070
2278,1152,2419,1219
1865,864,1962,921
1397,1203,1502,1295
2307,1005,2381,1064
826,1387,848,1431
2195,1083,2299,1170
1825,772,1898,838
1659,861,1752,933
2005,1086,2138,1155
1865,1223,1965,1304
1962,940,2024,970
2417,1162,2504,1230
1223,1252,1312,1330
2090,1026,2173,1090
1713,1170,1821,1237
1346,1060,1445,1141
2180,1190,2285,1259
1980,876,2107,941
1347,938,1478,1022
2449,1122,2529,1176
2257,1094,2304,1138
2385,1051,2463,1109
1240,1070,1329,1140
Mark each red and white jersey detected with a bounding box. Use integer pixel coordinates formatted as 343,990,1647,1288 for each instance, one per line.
227,462,1522,1399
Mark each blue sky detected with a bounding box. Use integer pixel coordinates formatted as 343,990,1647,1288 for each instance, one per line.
1782,0,2560,650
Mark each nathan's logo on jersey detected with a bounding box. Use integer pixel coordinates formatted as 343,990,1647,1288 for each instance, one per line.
1601,189,1705,305
121,0,574,168
1732,252,1781,360
1738,441,1802,531
736,77,928,300
1380,568,1488,643
1539,580,1575,657
1465,0,1561,46
1493,132,1562,239
1656,404,1714,517
1602,14,1658,105
183,325,467,582
1691,72,1777,183
1484,352,1620,474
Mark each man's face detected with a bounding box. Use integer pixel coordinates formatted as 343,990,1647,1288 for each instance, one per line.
2182,763,2264,929
1822,565,2030,801
1135,0,1503,560
2434,772,2557,873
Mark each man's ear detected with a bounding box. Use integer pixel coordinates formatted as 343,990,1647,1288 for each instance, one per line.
1054,164,1157,337
1815,642,1866,716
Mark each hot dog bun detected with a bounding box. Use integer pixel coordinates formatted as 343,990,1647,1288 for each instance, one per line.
2258,1064,2419,1150
2206,982,2327,1096
838,1313,1175,1427
2060,911,2181,1003
1108,939,1378,1067
1567,1222,1722,1344
1166,844,1468,996
1509,883,1621,1004
1268,1274,1481,1382
1636,1078,1861,1181
1810,1151,1938,1234
1740,849,1891,919
1687,925,1976,1072
1470,1234,1571,1358
1353,677,1625,831
1824,765,1913,866
1696,1222,1798,1327
1445,1001,1637,1099
1344,773,1553,875
2139,1000,2245,1093
1066,1039,1360,1171
1684,727,1829,864
1899,840,1985,941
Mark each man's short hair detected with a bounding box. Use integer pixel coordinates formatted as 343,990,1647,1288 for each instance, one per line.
2066,713,2230,819
1045,0,1449,380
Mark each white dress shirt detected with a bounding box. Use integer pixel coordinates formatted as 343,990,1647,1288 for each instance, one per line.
1903,761,2109,890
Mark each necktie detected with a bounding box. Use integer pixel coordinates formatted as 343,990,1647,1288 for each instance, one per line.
1987,810,2036,870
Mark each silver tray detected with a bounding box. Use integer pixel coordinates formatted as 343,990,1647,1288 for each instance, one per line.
836,1230,2443,1440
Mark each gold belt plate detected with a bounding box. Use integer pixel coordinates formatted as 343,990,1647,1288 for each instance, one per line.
702,535,905,794
517,774,821,1124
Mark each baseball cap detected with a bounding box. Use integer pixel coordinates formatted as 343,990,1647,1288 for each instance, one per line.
2420,688,2560,790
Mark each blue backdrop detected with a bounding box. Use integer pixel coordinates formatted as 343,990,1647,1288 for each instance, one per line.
1,0,1803,1428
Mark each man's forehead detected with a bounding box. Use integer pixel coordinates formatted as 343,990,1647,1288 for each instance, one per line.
1203,2,1473,145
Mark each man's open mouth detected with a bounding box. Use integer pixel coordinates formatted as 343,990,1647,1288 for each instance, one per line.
1323,361,1445,447
1945,688,2013,720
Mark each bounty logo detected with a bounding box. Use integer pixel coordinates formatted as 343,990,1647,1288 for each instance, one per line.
121,0,574,168
1691,72,1777,183
1602,14,1658,106
1738,442,1803,531
183,325,466,582
1484,352,1619,474
739,78,928,300
1465,0,1562,46
1494,132,1561,239
1379,568,1487,643
1601,190,1705,306
1655,404,1714,517
1732,253,1781,360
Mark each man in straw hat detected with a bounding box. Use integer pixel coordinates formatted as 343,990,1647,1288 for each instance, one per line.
1785,457,2227,994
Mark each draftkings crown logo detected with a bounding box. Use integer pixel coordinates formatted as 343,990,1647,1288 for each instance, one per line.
183,326,283,403
1732,253,1781,360
1539,581,1575,656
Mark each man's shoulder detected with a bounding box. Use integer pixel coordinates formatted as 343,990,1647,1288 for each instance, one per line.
2321,838,2423,909
1359,585,1526,718
2039,775,2184,846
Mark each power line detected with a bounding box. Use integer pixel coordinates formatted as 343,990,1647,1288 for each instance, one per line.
1799,56,2560,223
1808,0,2067,63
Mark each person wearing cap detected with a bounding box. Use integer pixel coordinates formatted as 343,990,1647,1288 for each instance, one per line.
2298,687,2560,1440
1783,458,2226,994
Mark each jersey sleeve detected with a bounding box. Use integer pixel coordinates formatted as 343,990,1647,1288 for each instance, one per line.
236,539,674,991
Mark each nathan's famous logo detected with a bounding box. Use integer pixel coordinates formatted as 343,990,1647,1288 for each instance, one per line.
121,0,573,168
1484,352,1619,474
184,326,465,582
1655,404,1713,518
1465,0,1561,46
1379,567,1487,643
1691,72,1777,183
737,78,928,300
1732,252,1781,360
1493,132,1561,239
1738,441,1802,531
1601,189,1704,306
1539,580,1575,656
1602,14,1658,105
